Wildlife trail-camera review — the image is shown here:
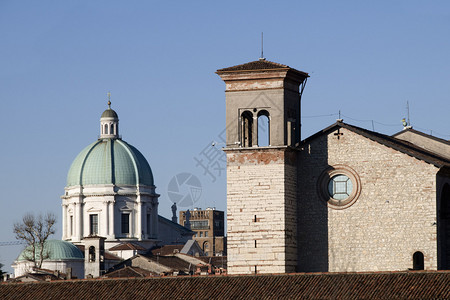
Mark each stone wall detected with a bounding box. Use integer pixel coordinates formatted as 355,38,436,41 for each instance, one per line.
298,128,440,272
226,147,297,274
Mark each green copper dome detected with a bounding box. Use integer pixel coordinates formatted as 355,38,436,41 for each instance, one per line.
17,240,84,261
66,139,154,187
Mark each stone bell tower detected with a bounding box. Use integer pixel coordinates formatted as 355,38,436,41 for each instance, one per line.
216,58,308,274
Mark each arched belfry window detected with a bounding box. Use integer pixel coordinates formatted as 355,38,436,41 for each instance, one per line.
413,251,424,270
241,111,253,147
257,110,270,147
89,246,96,262
104,124,108,135
110,124,114,135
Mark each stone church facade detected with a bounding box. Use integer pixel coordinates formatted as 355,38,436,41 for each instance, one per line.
217,59,450,275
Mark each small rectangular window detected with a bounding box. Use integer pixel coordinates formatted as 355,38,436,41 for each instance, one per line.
255,240,257,248
90,214,98,235
205,231,208,237
70,215,73,236
146,213,151,236
200,232,203,237
121,213,130,234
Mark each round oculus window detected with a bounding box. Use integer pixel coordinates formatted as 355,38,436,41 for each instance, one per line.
328,174,353,200
317,165,361,209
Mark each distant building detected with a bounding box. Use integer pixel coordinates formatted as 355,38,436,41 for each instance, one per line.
179,208,226,256
13,101,194,279
12,240,84,279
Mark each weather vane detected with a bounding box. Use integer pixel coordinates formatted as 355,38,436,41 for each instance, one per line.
107,92,111,107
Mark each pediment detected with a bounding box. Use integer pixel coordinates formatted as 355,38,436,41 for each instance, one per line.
87,207,101,212
120,205,132,211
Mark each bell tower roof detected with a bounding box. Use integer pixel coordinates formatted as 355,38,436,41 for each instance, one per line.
100,98,119,139
216,58,309,77
101,100,119,119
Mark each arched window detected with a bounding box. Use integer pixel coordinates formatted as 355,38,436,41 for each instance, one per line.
203,241,209,256
104,124,108,135
241,111,253,147
110,124,114,135
413,251,424,270
89,246,96,262
257,110,270,147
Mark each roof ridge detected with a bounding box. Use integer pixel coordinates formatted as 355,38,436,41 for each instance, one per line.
341,122,450,165
392,128,450,146
301,121,450,168
217,59,291,72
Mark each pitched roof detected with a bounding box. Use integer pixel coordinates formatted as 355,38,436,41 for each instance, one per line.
198,256,227,269
109,242,146,251
302,121,450,168
143,255,192,272
217,59,290,72
158,215,194,234
392,128,450,146
180,240,203,255
107,254,194,275
103,266,156,278
216,59,309,77
1,271,450,299
10,273,62,282
150,245,184,256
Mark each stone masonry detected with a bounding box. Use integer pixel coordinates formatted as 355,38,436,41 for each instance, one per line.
298,127,441,272
217,59,450,275
226,147,297,274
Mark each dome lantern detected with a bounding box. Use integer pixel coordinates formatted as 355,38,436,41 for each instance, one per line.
100,96,119,139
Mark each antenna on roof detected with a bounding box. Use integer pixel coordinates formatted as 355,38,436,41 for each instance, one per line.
406,100,410,126
402,101,412,130
260,32,265,61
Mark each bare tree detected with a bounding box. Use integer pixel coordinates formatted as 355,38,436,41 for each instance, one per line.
13,212,57,268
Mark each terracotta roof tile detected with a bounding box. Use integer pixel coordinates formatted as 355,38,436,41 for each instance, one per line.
217,59,290,72
104,266,156,278
150,245,184,256
1,271,450,299
109,242,146,251
144,255,192,272
197,256,227,269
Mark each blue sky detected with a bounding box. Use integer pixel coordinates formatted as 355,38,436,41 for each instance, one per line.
0,1,449,273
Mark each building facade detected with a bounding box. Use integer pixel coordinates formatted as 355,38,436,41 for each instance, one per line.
217,58,450,275
54,101,193,278
61,102,160,250
179,208,226,256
